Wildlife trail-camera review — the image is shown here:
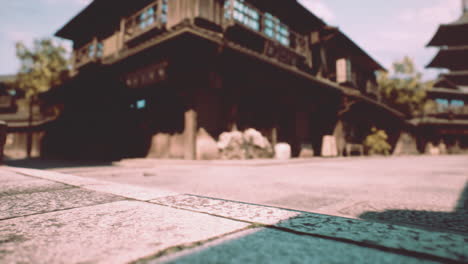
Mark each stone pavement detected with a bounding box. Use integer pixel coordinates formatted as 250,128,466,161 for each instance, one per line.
44,155,468,234
1,166,467,264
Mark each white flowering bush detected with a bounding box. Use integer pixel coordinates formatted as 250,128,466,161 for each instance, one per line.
218,128,273,159
217,131,245,159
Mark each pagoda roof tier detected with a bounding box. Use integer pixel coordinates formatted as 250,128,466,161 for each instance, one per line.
427,87,468,98
426,45,468,70
442,70,468,86
427,12,468,47
433,77,459,89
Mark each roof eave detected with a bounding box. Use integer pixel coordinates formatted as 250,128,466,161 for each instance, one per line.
55,0,100,39
336,30,386,71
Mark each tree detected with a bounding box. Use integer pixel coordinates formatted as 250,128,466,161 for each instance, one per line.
377,57,433,117
15,38,69,98
14,38,70,157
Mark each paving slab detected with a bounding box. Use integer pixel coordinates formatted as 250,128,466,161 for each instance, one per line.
0,188,124,220
5,167,178,201
5,167,108,186
151,194,468,263
84,183,178,201
0,178,71,198
151,195,300,225
0,170,37,183
0,200,249,264
157,228,441,264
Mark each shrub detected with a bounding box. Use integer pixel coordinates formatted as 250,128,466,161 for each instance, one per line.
364,127,392,156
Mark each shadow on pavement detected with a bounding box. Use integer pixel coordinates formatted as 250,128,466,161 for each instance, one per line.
4,158,113,170
359,182,468,234
154,211,467,264
157,228,438,264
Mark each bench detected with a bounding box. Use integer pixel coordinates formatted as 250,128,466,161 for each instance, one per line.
345,143,364,156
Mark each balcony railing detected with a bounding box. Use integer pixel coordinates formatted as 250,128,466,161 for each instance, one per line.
74,40,103,68
425,104,468,117
124,0,168,44
223,0,309,58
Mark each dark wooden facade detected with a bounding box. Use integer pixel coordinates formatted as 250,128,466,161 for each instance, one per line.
46,0,406,160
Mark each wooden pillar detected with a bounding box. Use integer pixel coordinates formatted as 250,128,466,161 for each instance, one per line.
118,18,126,50
184,109,197,160
271,127,278,147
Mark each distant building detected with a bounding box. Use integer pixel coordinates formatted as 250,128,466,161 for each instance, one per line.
0,75,51,160
0,75,18,113
417,0,468,152
45,0,406,160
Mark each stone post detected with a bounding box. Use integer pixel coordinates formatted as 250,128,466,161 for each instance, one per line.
184,109,197,160
333,120,346,156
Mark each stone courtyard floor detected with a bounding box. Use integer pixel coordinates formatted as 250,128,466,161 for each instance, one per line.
1,155,467,263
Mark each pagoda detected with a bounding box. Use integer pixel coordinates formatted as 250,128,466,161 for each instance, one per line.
418,0,468,152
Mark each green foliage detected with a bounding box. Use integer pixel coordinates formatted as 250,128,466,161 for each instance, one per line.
377,56,432,117
364,127,392,156
15,38,70,98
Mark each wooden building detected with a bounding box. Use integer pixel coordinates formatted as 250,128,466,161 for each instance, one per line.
0,75,50,159
46,0,406,160
417,0,468,152
0,75,18,114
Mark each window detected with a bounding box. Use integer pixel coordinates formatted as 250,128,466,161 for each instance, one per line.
224,0,292,47
161,0,168,24
137,0,167,30
7,90,16,96
88,44,95,58
136,99,147,109
87,42,103,58
336,58,352,84
435,98,449,112
139,6,156,29
451,99,465,107
263,13,290,46
225,0,260,31
96,43,103,58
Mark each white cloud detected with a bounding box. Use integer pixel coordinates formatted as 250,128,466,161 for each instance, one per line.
298,0,336,22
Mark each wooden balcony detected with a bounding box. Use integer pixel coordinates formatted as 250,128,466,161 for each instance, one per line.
223,0,309,68
74,40,103,69
425,105,468,118
123,0,168,45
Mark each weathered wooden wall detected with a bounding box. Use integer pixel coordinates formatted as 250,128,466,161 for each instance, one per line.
167,0,223,28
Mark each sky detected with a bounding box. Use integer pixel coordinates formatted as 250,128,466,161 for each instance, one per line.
0,0,463,80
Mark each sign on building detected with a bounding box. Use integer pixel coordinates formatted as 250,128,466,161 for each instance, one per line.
336,58,351,84
124,61,168,89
